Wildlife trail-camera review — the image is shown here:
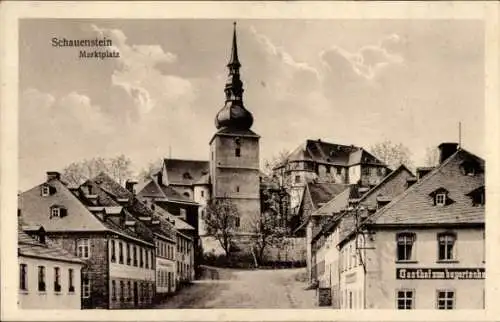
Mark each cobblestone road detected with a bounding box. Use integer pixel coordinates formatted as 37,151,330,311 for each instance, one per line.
153,267,317,309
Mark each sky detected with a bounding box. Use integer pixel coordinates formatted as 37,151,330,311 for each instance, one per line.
18,19,484,191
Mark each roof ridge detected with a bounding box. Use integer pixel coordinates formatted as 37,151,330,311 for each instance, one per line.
366,149,464,224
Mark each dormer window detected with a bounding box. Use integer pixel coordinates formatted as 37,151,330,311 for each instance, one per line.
430,188,453,207
182,172,192,180
466,186,485,206
49,205,66,218
41,185,50,197
435,193,446,206
460,159,481,176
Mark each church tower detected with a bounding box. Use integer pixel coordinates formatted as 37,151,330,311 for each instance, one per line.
209,22,261,234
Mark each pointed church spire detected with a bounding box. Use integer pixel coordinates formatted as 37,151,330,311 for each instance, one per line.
228,22,240,68
214,22,254,131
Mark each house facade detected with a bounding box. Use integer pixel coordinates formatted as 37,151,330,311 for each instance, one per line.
336,143,485,309
18,172,156,309
18,226,83,309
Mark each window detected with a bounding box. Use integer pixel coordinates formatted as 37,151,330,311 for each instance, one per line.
38,266,46,292
82,273,90,298
201,190,204,197
133,246,137,266
235,138,241,157
139,248,144,267
234,216,240,228
126,243,131,265
120,281,125,302
145,250,149,269
349,291,353,309
50,206,61,218
41,185,50,196
20,264,27,291
437,290,454,309
436,193,446,206
68,269,75,293
438,233,456,261
362,167,370,176
179,208,187,219
397,289,414,309
119,242,123,264
295,175,301,184
127,281,132,300
336,167,342,175
77,239,90,259
54,267,61,292
236,186,240,193
110,240,116,262
397,233,415,261
111,280,116,301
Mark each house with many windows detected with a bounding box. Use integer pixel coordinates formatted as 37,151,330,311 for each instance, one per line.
336,143,485,309
310,164,415,304
18,222,83,309
18,171,156,309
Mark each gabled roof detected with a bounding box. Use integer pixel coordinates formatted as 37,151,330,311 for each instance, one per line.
307,182,351,209
137,176,198,205
19,179,108,232
163,159,210,186
276,139,386,168
18,222,83,264
312,165,415,244
153,203,195,231
368,149,484,226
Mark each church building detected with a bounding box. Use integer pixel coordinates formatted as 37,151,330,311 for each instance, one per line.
138,23,261,248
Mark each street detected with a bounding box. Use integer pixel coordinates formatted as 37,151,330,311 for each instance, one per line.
153,266,317,309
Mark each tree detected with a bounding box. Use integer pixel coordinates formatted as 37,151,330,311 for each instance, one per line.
109,154,133,185
204,197,239,257
262,149,290,177
369,140,414,170
138,159,163,181
61,155,133,186
251,188,289,265
424,146,440,167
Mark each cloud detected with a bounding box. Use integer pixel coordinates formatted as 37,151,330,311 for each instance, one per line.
320,34,404,81
90,24,194,118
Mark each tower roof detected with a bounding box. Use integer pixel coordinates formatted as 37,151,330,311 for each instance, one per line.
215,22,254,131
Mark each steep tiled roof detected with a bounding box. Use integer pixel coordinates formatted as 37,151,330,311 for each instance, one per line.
193,173,210,185
163,159,210,186
137,177,198,204
19,180,108,232
313,186,354,217
369,149,484,225
18,226,83,264
153,203,195,231
307,182,351,209
277,139,386,168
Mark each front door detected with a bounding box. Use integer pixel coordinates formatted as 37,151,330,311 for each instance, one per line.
133,282,138,306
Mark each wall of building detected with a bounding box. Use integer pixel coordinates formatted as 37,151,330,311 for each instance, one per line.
194,185,210,236
348,165,361,185
339,237,366,309
48,233,110,309
155,238,176,295
360,165,387,187
365,228,485,309
18,256,82,309
176,233,194,285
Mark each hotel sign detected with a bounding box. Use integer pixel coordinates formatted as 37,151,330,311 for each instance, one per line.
397,268,485,280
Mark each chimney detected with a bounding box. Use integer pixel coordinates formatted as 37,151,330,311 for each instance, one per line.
438,142,459,164
46,171,61,181
125,180,138,194
156,171,163,186
416,167,434,181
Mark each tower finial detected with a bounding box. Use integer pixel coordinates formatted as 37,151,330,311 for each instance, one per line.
228,21,240,67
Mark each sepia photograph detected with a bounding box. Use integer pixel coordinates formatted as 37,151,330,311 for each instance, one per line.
1,1,499,321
